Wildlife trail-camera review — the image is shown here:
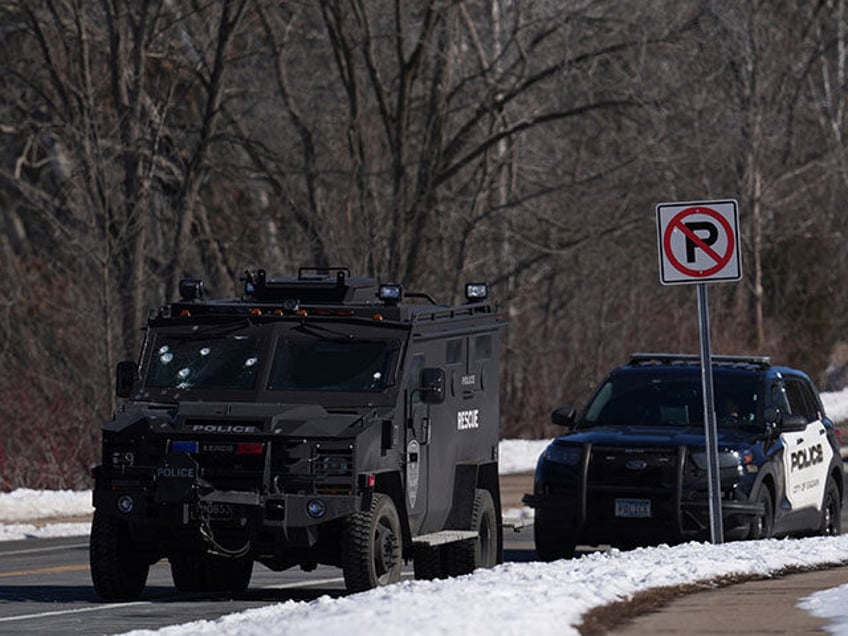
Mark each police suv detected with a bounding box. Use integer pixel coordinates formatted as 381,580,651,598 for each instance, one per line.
90,268,506,599
523,353,844,559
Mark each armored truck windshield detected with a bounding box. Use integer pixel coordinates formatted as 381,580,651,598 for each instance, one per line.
141,320,403,399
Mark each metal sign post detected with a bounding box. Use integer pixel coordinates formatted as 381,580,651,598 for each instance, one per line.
656,199,741,545
697,283,723,544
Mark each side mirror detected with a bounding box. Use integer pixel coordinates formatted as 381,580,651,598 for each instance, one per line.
115,361,137,399
419,368,446,404
780,413,809,433
551,406,577,428
762,406,807,434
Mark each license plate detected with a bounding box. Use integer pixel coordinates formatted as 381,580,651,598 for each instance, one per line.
615,498,651,518
200,502,234,520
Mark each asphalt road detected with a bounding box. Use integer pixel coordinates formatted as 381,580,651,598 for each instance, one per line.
2,472,846,636
0,524,536,635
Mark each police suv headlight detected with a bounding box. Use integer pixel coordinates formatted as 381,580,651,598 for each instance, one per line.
690,450,744,470
542,444,582,466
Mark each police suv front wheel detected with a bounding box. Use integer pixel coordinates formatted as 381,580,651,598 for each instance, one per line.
749,486,774,540
341,493,402,592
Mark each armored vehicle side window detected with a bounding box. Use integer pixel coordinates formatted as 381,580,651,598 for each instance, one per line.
446,338,463,365
147,335,261,390
474,335,492,360
268,339,397,392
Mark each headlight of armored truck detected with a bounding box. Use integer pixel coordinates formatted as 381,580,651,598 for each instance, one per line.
110,450,135,467
542,443,582,466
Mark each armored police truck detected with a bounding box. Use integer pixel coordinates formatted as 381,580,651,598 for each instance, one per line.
90,268,506,599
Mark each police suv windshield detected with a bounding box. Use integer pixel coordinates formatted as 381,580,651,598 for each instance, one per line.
581,370,761,429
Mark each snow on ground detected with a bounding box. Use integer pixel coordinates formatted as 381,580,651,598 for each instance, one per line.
4,391,848,634
115,538,848,636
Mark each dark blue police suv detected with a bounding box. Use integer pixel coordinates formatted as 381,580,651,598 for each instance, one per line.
523,353,844,560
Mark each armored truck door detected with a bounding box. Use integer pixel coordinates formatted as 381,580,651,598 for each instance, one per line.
405,354,430,534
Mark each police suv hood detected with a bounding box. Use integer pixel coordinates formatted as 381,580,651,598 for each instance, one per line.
113,401,376,438
556,425,757,450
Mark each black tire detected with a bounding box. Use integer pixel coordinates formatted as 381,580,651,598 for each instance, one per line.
171,552,253,595
443,489,499,577
90,510,149,600
749,485,774,540
341,493,403,592
819,478,842,536
533,510,577,561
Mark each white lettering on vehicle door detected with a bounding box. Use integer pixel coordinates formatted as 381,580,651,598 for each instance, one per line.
781,420,833,510
457,409,479,430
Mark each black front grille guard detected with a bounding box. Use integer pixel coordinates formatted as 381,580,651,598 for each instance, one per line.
523,443,764,536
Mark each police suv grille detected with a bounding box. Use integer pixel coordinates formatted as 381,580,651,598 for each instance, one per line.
585,446,681,525
587,446,678,490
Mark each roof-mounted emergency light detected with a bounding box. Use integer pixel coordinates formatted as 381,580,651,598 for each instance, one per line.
179,278,205,301
378,283,403,305
465,282,488,302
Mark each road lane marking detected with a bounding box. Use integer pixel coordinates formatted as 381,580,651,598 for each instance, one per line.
0,564,88,578
0,601,150,623
0,543,88,558
0,573,350,624
263,576,344,589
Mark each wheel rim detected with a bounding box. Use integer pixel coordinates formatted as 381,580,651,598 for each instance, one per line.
823,489,838,535
373,516,398,583
478,511,495,567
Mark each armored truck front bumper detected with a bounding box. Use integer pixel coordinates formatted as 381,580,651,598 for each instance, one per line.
92,438,369,558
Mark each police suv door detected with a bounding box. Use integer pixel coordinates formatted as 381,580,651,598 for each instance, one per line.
776,376,833,527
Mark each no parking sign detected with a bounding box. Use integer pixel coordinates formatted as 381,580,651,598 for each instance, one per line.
657,199,741,285
655,197,743,546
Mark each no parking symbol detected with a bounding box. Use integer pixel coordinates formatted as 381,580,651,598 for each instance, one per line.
656,199,741,285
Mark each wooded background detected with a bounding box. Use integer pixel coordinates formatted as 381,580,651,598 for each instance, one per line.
3,0,848,489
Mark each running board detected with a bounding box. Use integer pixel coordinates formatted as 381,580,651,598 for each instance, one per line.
412,530,478,547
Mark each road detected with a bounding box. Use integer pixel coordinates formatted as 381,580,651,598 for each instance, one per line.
0,528,535,635
0,474,536,635
2,472,846,636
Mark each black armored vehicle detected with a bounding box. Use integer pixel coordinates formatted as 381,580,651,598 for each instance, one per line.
524,353,844,560
90,268,506,599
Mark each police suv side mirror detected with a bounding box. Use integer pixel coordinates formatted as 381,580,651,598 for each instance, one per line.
419,368,446,404
762,406,807,434
780,414,809,433
551,406,576,428
115,361,137,399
